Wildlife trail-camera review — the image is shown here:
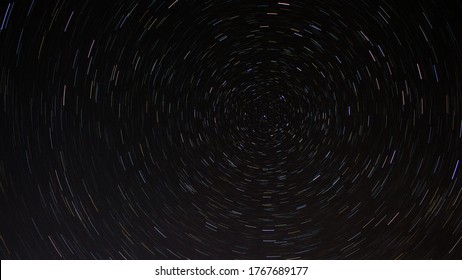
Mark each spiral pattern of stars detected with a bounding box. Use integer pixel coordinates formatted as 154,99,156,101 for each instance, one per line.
1,0,462,259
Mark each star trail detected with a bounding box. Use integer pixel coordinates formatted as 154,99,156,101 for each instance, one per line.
0,0,462,259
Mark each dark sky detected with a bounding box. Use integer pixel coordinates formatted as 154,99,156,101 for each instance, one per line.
0,0,461,259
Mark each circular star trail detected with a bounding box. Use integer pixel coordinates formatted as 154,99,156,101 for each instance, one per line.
1,0,462,259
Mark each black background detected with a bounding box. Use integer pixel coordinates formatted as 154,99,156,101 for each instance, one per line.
0,0,461,259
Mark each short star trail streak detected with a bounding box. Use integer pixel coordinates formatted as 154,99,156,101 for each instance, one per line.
0,0,461,259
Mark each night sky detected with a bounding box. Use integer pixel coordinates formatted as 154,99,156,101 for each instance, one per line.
1,0,462,259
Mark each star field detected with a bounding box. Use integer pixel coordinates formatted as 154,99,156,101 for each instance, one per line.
0,0,462,259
